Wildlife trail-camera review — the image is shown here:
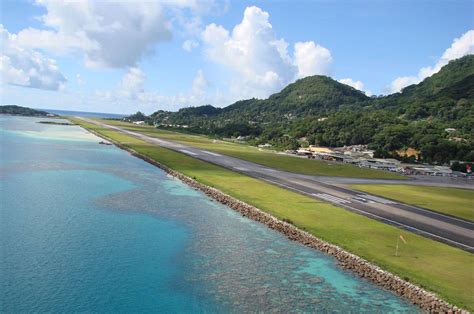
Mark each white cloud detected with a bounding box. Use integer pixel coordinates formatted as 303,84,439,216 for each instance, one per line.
294,41,332,78
338,78,372,96
76,74,85,85
96,68,215,111
17,0,194,68
388,76,419,94
441,30,474,60
17,27,96,55
182,39,199,52
21,0,228,69
388,29,474,93
201,6,332,100
192,69,208,93
0,25,66,91
120,67,146,99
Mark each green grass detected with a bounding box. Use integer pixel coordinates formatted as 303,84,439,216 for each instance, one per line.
73,118,474,310
350,184,474,222
98,119,405,180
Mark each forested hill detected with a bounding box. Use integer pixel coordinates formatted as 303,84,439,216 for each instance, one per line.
221,75,370,119
0,105,50,116
152,75,370,130
147,55,474,163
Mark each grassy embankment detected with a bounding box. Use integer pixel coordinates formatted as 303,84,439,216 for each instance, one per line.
351,184,474,222
72,118,473,310
99,119,405,180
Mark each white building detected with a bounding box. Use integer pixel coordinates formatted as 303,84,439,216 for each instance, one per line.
356,158,401,171
411,166,452,176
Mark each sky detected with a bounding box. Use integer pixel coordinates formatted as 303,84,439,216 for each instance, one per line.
0,0,473,114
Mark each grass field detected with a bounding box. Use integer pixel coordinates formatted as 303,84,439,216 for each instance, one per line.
73,118,474,310
351,184,474,222
98,119,405,180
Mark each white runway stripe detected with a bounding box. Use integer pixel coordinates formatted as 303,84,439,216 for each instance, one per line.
358,194,396,204
233,167,249,172
179,149,198,156
313,193,351,204
262,168,277,172
202,150,222,157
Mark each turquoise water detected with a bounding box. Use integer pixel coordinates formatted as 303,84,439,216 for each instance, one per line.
0,116,418,312
43,109,125,119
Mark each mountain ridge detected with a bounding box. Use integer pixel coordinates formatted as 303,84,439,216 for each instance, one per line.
145,55,474,163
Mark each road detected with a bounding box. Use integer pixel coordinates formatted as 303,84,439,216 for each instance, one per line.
78,117,474,252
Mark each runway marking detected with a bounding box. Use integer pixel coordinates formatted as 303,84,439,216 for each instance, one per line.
77,118,474,252
165,142,184,148
263,168,277,172
352,196,374,203
313,193,351,204
179,149,198,156
233,167,249,172
358,194,396,204
257,177,473,251
202,150,222,157
401,203,474,225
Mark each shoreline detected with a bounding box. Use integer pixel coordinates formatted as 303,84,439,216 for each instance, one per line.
81,124,463,312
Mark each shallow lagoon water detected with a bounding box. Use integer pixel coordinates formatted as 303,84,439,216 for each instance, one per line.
0,116,419,312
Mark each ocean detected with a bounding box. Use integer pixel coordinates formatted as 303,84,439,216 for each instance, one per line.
0,115,418,312
39,109,127,119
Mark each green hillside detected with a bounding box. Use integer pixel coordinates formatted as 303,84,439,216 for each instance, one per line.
0,105,50,117
222,75,370,118
148,55,474,163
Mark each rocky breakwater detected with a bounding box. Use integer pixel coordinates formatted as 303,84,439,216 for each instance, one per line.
141,160,461,312
81,125,464,312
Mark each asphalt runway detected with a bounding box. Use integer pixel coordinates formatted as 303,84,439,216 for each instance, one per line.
78,117,474,252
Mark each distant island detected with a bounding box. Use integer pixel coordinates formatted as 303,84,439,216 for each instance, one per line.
0,105,54,117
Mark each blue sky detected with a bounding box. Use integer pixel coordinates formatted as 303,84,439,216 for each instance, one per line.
1,0,473,114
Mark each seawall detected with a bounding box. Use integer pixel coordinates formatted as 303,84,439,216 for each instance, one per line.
81,124,464,313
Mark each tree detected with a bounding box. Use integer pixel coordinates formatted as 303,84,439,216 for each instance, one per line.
127,111,147,121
